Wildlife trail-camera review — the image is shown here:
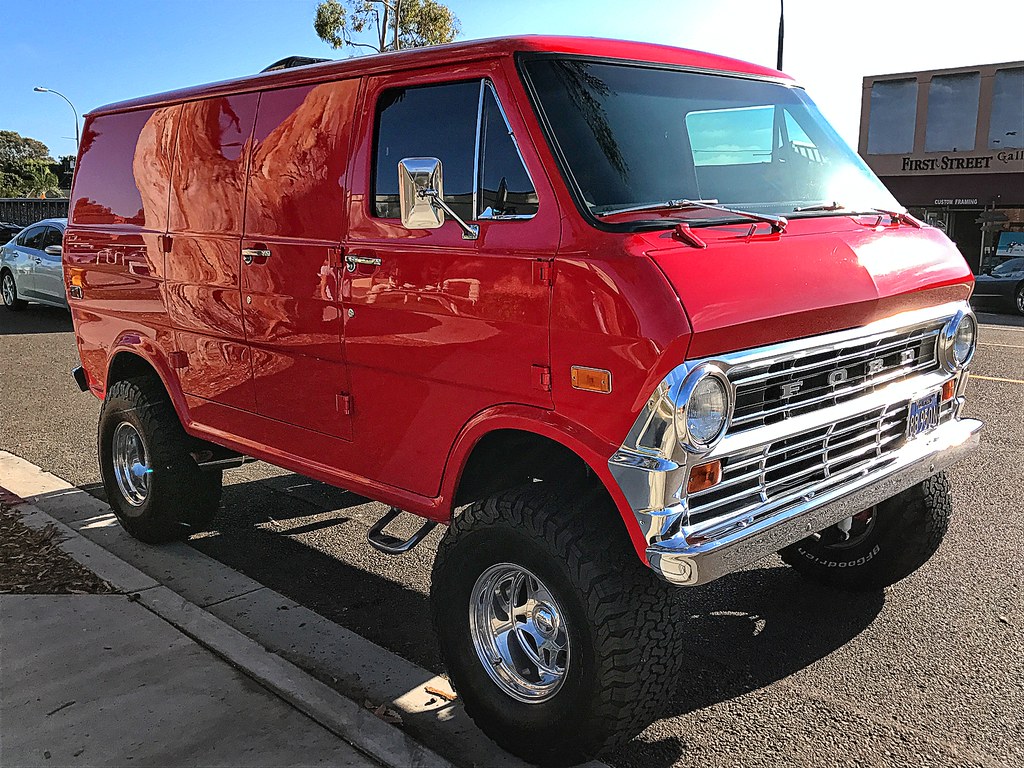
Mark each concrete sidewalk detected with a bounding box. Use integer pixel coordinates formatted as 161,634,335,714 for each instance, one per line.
1,594,377,767
0,452,453,768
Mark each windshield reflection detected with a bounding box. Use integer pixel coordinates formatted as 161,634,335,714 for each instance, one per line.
523,58,900,222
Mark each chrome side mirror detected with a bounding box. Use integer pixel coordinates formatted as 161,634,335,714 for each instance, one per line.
44,244,62,256
398,157,478,240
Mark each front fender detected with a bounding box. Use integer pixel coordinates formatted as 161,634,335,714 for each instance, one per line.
440,404,652,562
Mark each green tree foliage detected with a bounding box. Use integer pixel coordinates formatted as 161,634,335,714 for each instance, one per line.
314,0,460,54
0,131,62,198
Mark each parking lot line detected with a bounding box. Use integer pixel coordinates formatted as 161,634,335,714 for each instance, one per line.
971,374,1024,385
978,342,1024,350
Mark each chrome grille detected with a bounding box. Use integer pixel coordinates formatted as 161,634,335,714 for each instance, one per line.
687,399,955,528
729,321,944,433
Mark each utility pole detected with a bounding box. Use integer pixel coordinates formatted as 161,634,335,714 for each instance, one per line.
777,0,785,71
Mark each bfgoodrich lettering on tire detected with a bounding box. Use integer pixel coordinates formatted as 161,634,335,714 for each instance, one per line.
779,472,952,591
430,485,685,766
98,376,221,543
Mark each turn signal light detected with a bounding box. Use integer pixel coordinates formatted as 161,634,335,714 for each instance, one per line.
570,366,612,394
68,268,84,287
941,379,956,403
687,460,722,495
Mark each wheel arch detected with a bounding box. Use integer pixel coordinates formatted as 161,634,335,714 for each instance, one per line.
104,336,191,427
441,406,650,561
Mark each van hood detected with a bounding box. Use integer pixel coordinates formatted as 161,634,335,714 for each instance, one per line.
637,217,974,359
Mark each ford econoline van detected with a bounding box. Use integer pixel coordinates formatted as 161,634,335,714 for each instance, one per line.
65,36,982,764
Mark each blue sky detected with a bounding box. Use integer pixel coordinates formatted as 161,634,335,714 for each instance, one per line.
2,0,1021,160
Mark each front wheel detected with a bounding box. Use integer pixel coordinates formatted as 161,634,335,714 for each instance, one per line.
99,376,221,543
431,486,684,765
779,472,952,591
1015,284,1024,316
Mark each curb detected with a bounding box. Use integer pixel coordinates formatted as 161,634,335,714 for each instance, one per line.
1,481,451,768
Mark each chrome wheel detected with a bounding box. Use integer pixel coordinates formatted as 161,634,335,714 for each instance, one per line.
470,563,570,703
112,422,151,508
2,273,15,306
1016,287,1024,314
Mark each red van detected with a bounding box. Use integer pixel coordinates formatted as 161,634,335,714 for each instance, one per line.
66,36,982,764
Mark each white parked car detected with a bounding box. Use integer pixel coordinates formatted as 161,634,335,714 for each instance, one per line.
1,218,68,311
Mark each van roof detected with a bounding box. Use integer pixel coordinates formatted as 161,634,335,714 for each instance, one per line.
88,35,791,117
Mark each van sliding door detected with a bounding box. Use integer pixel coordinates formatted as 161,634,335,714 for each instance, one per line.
167,94,259,414
240,79,359,440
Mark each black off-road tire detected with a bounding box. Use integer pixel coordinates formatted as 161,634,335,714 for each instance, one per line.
431,485,684,766
779,472,952,591
98,376,221,543
2,270,27,311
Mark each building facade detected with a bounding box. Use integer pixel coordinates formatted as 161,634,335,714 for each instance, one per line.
859,62,1023,274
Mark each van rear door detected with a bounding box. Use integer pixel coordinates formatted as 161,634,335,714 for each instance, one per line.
240,80,359,440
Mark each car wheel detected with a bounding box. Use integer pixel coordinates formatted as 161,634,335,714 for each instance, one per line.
1,270,27,311
1015,284,1024,316
778,472,952,591
99,376,221,543
431,485,684,765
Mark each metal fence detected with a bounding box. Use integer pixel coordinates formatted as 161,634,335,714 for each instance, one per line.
0,199,70,227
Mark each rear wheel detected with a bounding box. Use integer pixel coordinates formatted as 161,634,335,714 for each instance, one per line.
2,270,26,311
779,472,952,591
99,376,221,543
1015,284,1024,316
431,486,684,765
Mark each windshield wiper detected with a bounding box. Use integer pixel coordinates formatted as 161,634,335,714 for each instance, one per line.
794,201,846,212
597,198,787,233
870,207,922,228
594,199,720,217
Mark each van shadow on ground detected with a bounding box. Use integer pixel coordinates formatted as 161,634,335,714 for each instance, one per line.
97,471,886,767
0,303,72,335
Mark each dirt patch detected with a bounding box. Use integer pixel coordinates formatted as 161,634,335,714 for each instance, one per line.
0,503,115,594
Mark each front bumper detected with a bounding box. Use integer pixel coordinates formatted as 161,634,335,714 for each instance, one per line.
646,416,981,585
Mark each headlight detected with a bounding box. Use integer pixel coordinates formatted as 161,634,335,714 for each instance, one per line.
940,311,977,371
676,365,733,451
952,314,976,366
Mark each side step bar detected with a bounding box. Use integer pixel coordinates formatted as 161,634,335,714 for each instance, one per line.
367,507,438,555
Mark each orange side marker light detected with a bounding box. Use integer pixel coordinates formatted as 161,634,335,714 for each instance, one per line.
687,460,722,495
570,366,612,394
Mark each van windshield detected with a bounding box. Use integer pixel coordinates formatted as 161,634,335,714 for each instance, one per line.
521,58,901,223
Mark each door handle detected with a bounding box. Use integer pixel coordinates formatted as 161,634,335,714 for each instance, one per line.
344,254,382,271
242,248,272,265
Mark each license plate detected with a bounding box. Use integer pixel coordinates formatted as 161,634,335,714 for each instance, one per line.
907,392,939,439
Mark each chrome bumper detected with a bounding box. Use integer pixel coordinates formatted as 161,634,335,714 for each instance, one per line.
646,416,981,586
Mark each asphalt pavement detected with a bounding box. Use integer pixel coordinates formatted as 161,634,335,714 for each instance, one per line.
1,302,1021,767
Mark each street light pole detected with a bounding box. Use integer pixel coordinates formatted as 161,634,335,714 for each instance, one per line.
33,86,80,150
777,0,785,71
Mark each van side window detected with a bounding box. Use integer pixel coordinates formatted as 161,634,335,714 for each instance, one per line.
478,85,538,218
373,81,479,220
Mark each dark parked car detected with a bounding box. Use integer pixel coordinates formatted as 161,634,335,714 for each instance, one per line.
973,257,1024,315
0,222,23,242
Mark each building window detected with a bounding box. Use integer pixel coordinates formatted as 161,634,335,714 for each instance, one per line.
867,79,917,154
989,68,1024,149
925,72,981,152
